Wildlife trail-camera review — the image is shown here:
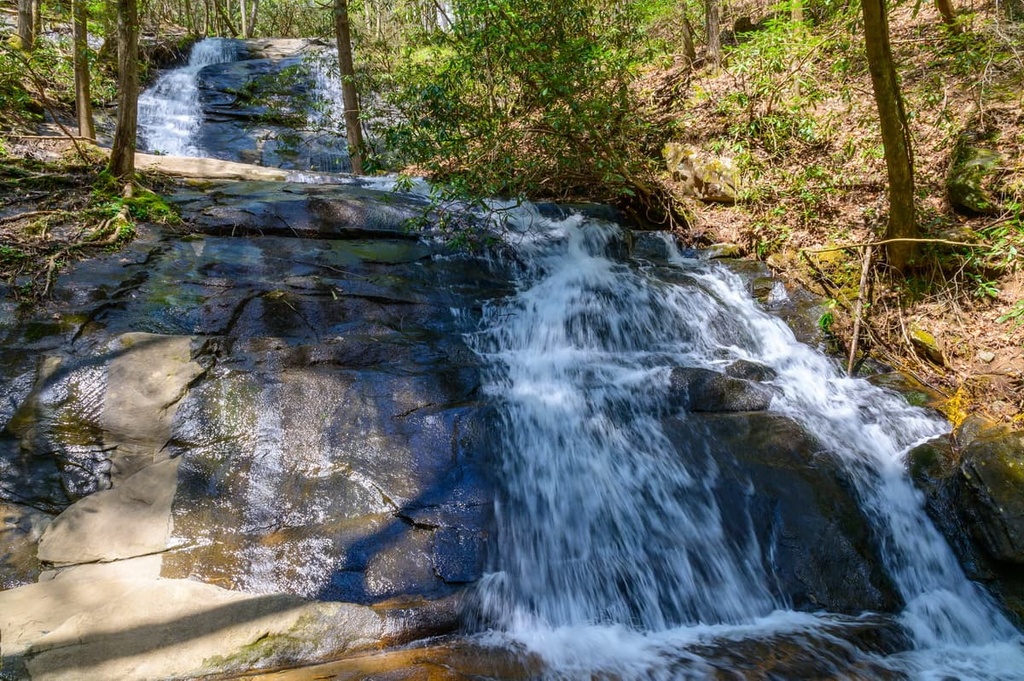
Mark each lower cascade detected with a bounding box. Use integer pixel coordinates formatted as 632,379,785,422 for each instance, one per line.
464,208,1024,679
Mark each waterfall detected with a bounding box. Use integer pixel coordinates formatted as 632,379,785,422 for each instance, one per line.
465,209,1024,679
301,48,352,174
137,38,238,157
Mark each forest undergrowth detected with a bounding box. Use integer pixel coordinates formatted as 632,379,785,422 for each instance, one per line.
647,0,1024,427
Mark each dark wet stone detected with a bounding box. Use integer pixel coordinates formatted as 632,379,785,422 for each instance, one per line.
724,359,777,382
692,615,909,680
665,412,900,613
668,366,775,412
192,50,351,172
959,431,1024,564
906,435,1024,626
176,182,430,240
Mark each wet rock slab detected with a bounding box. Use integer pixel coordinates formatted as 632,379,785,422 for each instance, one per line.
0,181,504,676
665,411,899,614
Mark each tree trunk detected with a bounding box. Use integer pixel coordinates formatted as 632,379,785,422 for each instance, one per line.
705,0,721,66
935,0,960,32
334,0,365,175
792,0,804,24
17,0,34,50
108,0,140,181
862,0,916,270
31,0,41,40
215,0,238,36
246,0,259,38
240,0,248,38
73,0,95,140
680,12,696,63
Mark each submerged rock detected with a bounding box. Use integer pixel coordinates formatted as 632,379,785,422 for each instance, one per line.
668,366,776,412
666,412,900,613
0,503,51,589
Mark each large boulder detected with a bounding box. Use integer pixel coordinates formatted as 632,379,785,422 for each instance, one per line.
947,131,1005,215
665,412,899,613
958,431,1024,563
663,142,739,204
668,366,776,412
0,577,388,680
906,432,1024,624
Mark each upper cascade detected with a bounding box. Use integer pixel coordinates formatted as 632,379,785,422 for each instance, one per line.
137,37,352,172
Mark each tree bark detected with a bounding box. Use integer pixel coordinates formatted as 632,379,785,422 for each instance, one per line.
108,0,140,181
705,0,721,66
935,0,960,32
246,0,260,38
73,0,95,140
31,0,41,40
240,0,248,38
862,0,916,270
334,0,365,175
680,11,696,63
17,0,34,50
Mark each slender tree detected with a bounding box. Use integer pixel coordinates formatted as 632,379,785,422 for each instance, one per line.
862,0,916,270
680,11,696,64
31,0,41,41
108,0,140,181
73,0,96,140
334,0,365,175
934,0,960,32
17,0,34,50
705,0,721,65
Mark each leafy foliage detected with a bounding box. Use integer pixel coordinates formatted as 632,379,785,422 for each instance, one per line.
379,0,670,215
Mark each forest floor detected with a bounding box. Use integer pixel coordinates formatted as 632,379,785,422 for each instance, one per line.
649,1,1024,429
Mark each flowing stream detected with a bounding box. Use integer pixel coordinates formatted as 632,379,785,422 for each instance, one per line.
463,209,1024,679
128,40,1024,679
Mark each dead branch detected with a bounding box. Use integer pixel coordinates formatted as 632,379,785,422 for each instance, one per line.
848,245,874,376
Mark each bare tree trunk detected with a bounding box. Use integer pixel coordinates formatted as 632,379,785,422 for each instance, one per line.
334,0,365,175
240,0,248,38
862,0,916,270
17,0,34,50
109,0,140,181
247,0,260,37
705,0,721,65
215,0,238,36
935,0,960,31
73,0,95,140
680,11,696,63
31,0,41,40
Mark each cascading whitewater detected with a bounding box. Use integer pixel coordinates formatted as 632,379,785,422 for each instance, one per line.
465,209,1024,679
137,38,238,157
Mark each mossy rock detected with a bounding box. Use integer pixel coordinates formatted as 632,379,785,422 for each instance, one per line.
947,132,1005,216
959,431,1024,564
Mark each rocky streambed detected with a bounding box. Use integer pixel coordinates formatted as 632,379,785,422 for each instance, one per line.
1,178,1023,678
0,180,502,679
